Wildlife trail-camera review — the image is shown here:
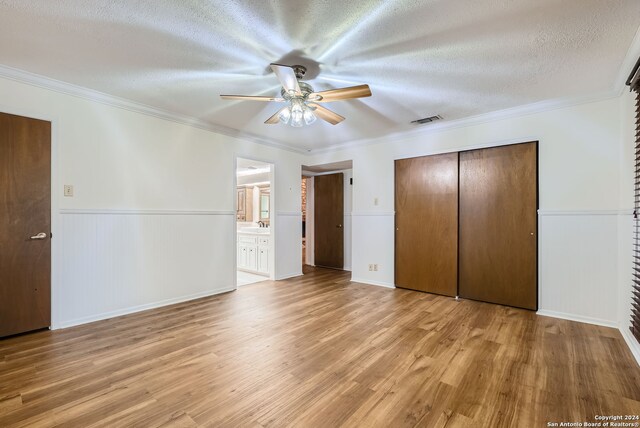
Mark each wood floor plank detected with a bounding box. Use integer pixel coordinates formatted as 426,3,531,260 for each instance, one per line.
0,266,639,427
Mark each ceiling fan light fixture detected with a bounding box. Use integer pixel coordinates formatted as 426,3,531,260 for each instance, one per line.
303,108,316,125
290,99,305,127
278,107,291,124
221,64,369,127
290,112,304,127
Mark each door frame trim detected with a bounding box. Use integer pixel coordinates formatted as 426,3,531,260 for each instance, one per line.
234,155,277,283
312,172,345,270
0,103,59,329
303,167,354,269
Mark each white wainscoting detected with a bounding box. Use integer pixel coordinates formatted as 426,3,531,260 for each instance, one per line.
351,212,396,288
54,209,236,328
274,211,303,280
538,210,620,326
349,210,622,330
616,213,640,366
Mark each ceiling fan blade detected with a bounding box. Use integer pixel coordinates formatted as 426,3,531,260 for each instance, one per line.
220,95,284,102
270,63,301,95
307,103,345,125
264,107,287,124
309,84,371,103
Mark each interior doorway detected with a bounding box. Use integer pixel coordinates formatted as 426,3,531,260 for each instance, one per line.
301,161,353,272
0,112,52,337
314,173,344,269
236,158,275,286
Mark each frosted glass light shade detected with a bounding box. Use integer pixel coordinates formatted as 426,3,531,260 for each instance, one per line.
290,99,304,127
291,111,304,127
281,98,318,127
303,108,316,125
278,107,291,124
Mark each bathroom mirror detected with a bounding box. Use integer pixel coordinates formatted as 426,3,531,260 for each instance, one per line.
260,188,270,221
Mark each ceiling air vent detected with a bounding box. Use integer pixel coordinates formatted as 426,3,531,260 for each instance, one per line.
410,115,442,125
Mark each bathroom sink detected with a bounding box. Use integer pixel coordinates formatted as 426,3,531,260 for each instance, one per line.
239,227,270,234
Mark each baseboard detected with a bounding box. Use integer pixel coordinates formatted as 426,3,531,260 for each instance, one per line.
536,309,618,328
275,271,303,280
52,286,236,329
351,277,396,289
620,327,640,367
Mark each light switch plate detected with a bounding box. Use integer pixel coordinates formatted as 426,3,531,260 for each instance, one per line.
64,185,74,197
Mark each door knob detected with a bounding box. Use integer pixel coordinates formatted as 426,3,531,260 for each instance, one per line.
30,232,47,240
337,224,342,228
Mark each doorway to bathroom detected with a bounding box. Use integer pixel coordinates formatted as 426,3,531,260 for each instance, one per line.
236,158,275,286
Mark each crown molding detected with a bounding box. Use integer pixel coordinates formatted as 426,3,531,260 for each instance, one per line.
0,63,628,157
308,89,621,154
0,64,308,154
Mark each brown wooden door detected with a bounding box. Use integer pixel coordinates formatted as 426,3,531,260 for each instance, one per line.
0,112,51,337
459,142,538,310
395,153,458,296
314,173,344,269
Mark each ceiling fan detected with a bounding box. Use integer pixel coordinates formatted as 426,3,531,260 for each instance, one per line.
220,64,372,127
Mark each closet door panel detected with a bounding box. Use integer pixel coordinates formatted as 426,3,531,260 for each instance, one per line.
395,153,458,296
459,142,538,310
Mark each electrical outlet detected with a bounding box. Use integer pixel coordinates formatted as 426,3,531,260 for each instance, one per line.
63,185,74,197
373,264,378,271
368,264,373,271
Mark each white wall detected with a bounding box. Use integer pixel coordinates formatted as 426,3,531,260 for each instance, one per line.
0,75,305,328
310,95,626,324
58,211,235,327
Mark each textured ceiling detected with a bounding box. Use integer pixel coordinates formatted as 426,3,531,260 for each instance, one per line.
237,157,270,173
237,158,271,186
0,0,639,152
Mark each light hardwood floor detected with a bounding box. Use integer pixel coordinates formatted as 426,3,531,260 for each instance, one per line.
1,267,639,427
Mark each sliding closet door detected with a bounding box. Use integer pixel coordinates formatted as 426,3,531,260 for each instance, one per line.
395,153,458,296
459,142,538,310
